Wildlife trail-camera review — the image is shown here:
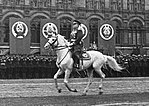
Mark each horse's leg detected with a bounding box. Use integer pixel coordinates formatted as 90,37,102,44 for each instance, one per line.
64,69,77,92
94,66,105,95
54,69,64,93
82,69,93,96
98,78,104,95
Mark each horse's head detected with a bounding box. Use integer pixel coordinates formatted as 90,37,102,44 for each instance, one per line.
44,35,57,49
44,34,69,50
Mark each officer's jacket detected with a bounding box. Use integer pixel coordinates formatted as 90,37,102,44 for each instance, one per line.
70,29,84,44
70,29,84,52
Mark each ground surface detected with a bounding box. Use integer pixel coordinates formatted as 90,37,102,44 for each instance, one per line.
0,77,149,106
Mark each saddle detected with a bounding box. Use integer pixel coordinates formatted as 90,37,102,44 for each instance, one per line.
72,50,91,69
80,52,91,60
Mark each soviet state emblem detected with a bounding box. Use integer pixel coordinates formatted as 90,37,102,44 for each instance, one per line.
99,24,114,40
42,22,58,39
79,24,88,39
12,21,28,39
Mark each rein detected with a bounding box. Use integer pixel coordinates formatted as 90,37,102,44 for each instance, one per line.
54,45,68,51
49,35,70,66
56,48,69,66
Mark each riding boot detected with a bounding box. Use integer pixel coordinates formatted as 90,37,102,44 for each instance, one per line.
76,58,80,69
75,57,79,69
73,58,79,69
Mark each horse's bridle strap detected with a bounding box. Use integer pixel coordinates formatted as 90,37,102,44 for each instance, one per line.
57,49,69,66
51,36,58,45
54,46,68,51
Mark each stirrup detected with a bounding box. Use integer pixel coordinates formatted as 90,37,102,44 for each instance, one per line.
74,64,79,69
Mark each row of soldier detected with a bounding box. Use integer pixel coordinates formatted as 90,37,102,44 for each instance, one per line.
0,55,58,79
0,53,149,79
0,55,56,68
115,54,149,77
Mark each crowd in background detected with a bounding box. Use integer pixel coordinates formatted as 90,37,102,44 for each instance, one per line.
0,53,149,79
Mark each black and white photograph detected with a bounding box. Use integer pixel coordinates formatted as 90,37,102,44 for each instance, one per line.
0,0,149,106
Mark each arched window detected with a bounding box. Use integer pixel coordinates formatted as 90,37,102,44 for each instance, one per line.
60,17,72,40
3,15,21,43
30,16,47,44
128,20,144,46
113,20,122,45
89,18,99,47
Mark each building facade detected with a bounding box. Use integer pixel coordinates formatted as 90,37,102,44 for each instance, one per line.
0,0,149,55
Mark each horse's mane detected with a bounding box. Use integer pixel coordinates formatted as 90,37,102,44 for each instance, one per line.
58,34,70,45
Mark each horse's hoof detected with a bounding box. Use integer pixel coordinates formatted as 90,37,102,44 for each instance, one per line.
82,93,87,96
98,91,103,95
73,89,78,92
98,87,103,95
58,89,62,93
72,89,77,92
75,89,78,92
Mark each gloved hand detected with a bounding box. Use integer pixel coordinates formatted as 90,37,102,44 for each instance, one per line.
69,42,75,47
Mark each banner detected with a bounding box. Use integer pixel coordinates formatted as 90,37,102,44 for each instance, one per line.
40,19,60,55
10,18,30,54
98,21,116,55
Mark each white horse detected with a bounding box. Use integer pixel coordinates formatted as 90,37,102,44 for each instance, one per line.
44,34,123,95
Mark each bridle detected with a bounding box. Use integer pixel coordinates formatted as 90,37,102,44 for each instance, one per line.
48,35,69,51
48,35,70,66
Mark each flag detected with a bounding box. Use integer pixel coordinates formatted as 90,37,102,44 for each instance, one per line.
10,18,30,55
98,21,116,55
40,19,59,55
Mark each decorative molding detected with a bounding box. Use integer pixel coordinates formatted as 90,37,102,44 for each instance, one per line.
77,11,86,18
50,11,57,17
104,13,110,19
124,22,128,28
24,9,30,15
123,14,128,19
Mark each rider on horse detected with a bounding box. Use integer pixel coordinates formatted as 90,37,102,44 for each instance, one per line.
69,20,85,68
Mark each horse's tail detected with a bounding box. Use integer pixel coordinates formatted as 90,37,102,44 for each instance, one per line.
105,55,123,72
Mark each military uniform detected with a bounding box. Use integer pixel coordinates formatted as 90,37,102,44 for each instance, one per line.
70,29,84,52
70,21,84,68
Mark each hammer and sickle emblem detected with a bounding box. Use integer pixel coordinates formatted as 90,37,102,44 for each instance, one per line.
16,23,24,32
12,21,28,39
100,24,114,41
103,25,111,35
79,24,88,39
42,22,58,39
